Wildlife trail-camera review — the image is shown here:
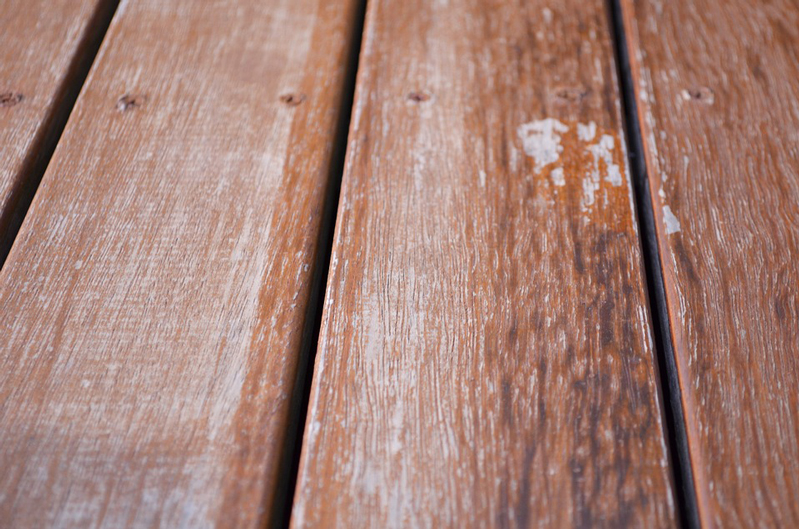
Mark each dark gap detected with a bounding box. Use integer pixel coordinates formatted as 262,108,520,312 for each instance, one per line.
0,0,121,268
268,1,369,527
607,1,701,527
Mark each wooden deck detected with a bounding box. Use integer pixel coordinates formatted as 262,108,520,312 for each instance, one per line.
1,0,797,527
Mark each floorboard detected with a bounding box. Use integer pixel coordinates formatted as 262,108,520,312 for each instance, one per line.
292,0,677,526
621,0,799,526
0,0,361,526
0,0,116,261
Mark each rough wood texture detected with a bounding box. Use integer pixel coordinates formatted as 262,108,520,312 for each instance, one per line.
621,0,799,526
0,0,360,526
292,0,677,526
0,0,115,260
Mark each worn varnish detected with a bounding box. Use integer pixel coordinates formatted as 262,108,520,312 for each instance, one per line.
0,0,116,259
621,0,799,526
292,0,676,526
0,0,360,526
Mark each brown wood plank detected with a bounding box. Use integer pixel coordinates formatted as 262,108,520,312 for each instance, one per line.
620,0,799,526
292,0,677,526
0,0,361,526
0,0,116,259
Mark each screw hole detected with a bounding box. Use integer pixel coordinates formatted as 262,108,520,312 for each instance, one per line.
553,86,588,103
0,92,24,107
280,93,306,107
117,94,146,112
408,91,431,103
681,87,714,104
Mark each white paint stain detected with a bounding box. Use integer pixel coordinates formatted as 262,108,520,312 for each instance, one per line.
663,206,681,234
577,121,596,142
412,150,426,192
589,134,623,187
550,167,565,187
517,118,568,173
479,169,486,187
542,7,553,24
518,119,626,211
582,176,600,208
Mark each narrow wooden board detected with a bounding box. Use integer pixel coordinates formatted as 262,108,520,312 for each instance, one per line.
0,0,360,526
292,0,677,526
0,0,116,259
621,0,799,526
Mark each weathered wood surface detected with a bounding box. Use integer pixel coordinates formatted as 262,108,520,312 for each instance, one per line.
292,0,677,526
0,0,115,259
0,0,360,526
621,0,799,526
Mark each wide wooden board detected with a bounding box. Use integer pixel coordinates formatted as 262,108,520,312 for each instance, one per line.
292,0,677,526
0,0,115,259
621,0,799,526
0,0,360,526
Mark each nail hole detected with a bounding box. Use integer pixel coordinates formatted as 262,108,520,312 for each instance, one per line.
681,87,714,104
553,86,588,103
280,93,306,107
117,94,146,112
408,91,431,103
0,92,24,108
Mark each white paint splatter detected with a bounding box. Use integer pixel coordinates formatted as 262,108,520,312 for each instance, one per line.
412,150,426,192
517,118,568,173
582,176,600,208
550,167,565,187
663,206,681,234
589,134,623,187
577,121,596,142
518,120,625,211
606,164,622,187
542,7,553,24
478,169,486,187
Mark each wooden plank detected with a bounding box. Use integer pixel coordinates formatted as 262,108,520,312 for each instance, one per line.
292,0,677,526
0,0,361,526
0,0,116,260
620,0,799,526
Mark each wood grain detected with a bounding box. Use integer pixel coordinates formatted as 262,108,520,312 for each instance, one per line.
621,0,799,526
0,0,116,260
0,0,360,526
292,0,676,526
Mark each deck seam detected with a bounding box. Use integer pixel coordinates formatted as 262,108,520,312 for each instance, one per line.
0,0,121,268
607,1,701,527
273,1,369,527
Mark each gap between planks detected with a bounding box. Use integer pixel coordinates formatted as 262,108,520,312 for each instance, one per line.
608,0,700,527
276,1,369,526
0,0,120,266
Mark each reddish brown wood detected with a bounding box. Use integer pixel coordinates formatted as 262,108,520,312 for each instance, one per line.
0,0,361,526
0,0,116,259
621,0,799,526
292,0,677,526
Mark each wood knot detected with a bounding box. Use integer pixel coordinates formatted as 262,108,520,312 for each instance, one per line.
280,93,306,107
407,91,431,103
553,86,588,104
681,87,714,104
0,92,24,107
117,94,146,112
